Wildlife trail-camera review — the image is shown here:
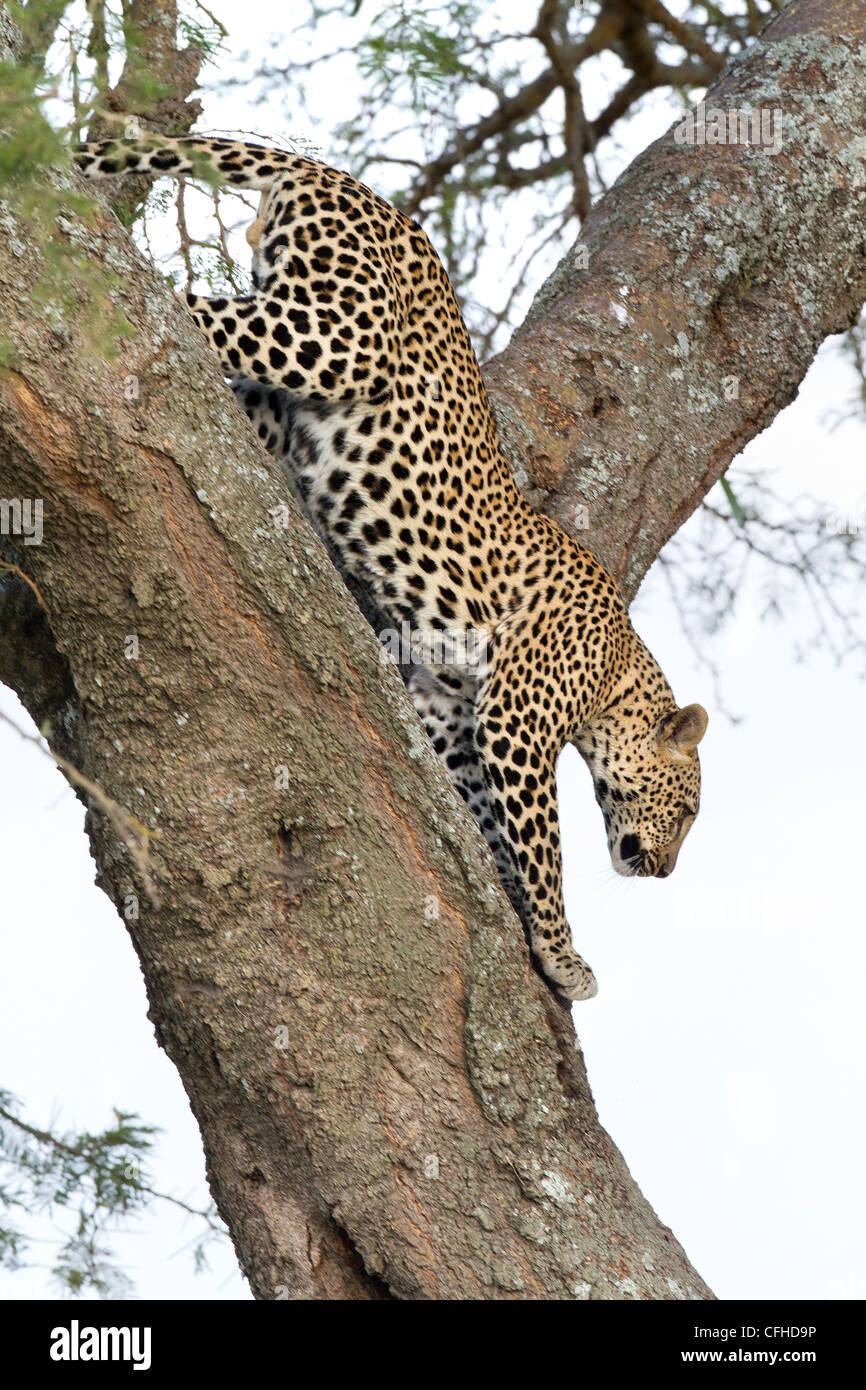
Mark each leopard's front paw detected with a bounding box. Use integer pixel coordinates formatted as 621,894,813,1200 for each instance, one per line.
536,943,598,1002
557,968,598,1003
558,961,600,1006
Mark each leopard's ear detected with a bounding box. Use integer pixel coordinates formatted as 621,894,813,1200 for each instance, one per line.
657,704,708,759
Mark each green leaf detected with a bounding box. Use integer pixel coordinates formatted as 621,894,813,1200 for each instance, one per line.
720,476,746,527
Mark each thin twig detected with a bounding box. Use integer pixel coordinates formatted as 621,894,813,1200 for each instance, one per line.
0,709,161,903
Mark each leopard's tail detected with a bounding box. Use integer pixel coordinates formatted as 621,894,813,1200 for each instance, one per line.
75,135,306,192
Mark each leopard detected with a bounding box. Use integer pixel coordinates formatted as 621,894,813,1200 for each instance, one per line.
76,133,708,1003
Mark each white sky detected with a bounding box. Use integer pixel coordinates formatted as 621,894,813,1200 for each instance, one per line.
1,1,864,1300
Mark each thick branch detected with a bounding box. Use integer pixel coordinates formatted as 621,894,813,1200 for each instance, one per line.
484,0,866,603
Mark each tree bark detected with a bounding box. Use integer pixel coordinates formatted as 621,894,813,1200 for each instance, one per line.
1,0,864,1299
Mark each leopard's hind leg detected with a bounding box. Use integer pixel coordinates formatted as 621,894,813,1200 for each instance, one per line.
408,668,522,909
78,136,406,404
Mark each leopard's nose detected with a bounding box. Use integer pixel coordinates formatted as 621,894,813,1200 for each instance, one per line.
620,833,640,861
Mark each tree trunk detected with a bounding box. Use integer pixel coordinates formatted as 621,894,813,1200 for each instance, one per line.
1,0,864,1299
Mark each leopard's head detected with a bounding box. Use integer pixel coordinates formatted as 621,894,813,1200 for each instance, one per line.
577,701,708,878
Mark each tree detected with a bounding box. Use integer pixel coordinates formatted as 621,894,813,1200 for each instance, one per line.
1,0,864,1298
